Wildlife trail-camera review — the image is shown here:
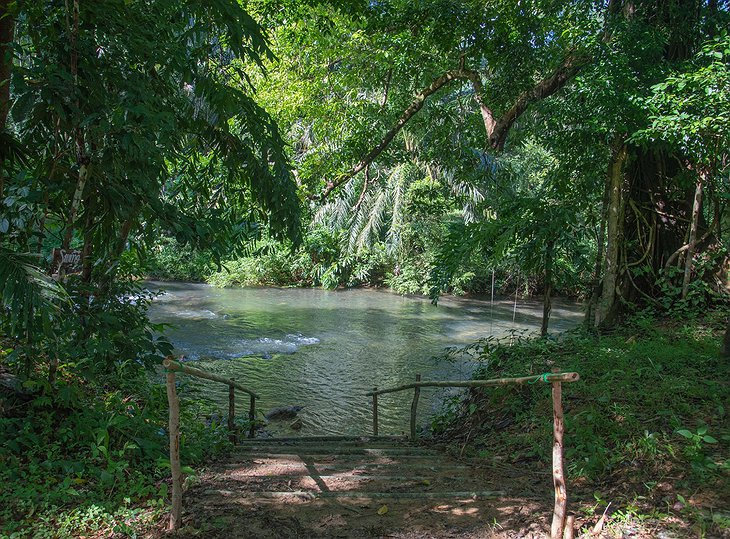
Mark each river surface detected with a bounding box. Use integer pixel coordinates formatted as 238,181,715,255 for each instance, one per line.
147,282,583,436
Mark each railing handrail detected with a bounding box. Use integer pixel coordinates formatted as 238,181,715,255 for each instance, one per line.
163,356,259,531
163,358,260,399
366,371,579,396
367,369,581,538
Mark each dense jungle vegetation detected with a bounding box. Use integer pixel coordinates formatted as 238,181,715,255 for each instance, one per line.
0,0,729,536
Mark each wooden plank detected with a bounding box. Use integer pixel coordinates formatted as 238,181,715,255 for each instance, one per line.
372,390,378,436
233,447,438,456
229,452,451,461
203,489,506,499
233,442,416,450
217,473,453,481
367,372,580,396
228,382,236,445
248,394,256,439
220,462,473,471
551,376,567,539
237,435,407,443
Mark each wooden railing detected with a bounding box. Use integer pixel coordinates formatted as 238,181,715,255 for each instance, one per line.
162,358,259,531
367,370,581,539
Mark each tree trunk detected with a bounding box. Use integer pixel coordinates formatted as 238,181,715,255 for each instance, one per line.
596,144,627,327
0,0,13,131
585,156,611,327
682,173,704,299
0,0,15,200
62,0,89,250
541,240,554,336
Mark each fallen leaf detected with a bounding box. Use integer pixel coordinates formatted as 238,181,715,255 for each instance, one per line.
377,504,388,516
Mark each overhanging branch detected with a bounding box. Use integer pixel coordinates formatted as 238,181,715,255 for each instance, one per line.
316,52,589,201
489,53,589,151
316,69,493,200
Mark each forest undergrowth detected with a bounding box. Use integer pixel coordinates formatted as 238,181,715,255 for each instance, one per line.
430,310,730,537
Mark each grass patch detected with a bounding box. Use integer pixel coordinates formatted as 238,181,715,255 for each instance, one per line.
431,310,730,536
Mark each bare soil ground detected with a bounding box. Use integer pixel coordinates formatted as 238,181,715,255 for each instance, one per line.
146,437,727,538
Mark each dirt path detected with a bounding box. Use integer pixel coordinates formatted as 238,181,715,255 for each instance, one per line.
172,436,556,538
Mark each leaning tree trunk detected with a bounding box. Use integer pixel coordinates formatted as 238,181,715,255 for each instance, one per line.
541,239,554,336
0,0,15,199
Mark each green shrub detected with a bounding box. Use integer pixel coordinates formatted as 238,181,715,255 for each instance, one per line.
144,237,215,282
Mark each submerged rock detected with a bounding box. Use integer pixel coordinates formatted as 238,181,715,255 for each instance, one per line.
265,405,303,421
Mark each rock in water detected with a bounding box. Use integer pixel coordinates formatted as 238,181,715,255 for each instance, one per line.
265,405,303,421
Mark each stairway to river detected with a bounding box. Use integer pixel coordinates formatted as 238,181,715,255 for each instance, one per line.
178,435,552,538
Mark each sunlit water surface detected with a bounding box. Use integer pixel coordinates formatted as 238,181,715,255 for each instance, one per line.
147,282,583,436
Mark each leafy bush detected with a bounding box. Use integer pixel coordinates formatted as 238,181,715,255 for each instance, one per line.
0,279,235,536
144,237,216,282
431,313,730,484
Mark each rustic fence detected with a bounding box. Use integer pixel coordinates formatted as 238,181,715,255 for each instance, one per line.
367,370,580,539
162,357,259,531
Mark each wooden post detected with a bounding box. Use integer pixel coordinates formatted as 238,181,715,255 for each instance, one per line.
228,380,236,445
165,370,182,531
410,374,421,440
372,388,378,436
551,369,567,539
563,515,575,539
248,394,256,439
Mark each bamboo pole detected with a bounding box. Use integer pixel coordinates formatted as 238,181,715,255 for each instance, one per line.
551,372,567,539
163,359,259,398
248,394,256,439
410,374,421,440
228,380,236,445
372,388,379,436
165,370,182,531
367,372,579,396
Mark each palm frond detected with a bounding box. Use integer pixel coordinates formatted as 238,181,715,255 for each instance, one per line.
0,247,69,335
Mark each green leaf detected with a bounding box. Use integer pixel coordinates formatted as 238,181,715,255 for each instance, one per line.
676,429,693,439
702,435,718,444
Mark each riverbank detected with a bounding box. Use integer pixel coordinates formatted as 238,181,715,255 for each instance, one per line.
429,310,730,537
144,236,580,300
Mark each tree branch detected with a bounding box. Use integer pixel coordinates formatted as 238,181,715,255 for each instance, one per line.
317,68,493,200
488,53,588,150
316,52,589,200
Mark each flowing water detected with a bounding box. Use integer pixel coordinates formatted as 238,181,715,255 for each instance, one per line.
147,282,584,436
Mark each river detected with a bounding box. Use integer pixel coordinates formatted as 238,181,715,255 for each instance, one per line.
147,282,583,436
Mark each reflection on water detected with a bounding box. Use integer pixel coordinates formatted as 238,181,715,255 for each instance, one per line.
147,282,584,436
